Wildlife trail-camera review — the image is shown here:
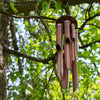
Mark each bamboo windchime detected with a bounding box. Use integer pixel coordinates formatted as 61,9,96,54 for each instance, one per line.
56,15,78,92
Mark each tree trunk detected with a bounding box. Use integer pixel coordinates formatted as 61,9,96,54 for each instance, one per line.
0,1,9,99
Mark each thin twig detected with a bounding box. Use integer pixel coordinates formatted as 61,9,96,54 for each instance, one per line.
36,9,52,42
79,12,100,31
79,40,100,49
93,62,100,75
0,11,56,21
86,23,100,29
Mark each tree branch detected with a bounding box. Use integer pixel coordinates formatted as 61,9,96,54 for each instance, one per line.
0,11,56,21
93,62,100,75
10,18,18,50
79,40,100,49
3,46,56,64
6,0,100,14
78,34,85,46
10,18,26,97
86,23,100,29
79,12,100,31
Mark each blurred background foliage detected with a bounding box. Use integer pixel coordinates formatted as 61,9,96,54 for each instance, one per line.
2,0,100,99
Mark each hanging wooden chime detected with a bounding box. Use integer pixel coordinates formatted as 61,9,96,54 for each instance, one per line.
56,15,78,92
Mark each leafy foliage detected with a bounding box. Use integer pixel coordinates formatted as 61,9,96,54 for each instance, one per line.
4,0,100,100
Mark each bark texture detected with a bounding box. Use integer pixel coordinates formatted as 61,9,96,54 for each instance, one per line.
0,1,9,99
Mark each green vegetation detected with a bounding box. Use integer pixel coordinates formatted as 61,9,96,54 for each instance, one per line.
0,0,100,99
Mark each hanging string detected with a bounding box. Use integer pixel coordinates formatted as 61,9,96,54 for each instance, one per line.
63,0,70,15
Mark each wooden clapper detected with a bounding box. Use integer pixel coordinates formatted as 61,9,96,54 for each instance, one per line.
56,15,78,92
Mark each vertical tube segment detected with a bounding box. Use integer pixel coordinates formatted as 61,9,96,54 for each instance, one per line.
71,23,76,61
56,23,63,50
72,24,78,92
75,30,78,55
56,23,63,81
62,64,69,89
64,20,71,69
72,58,78,92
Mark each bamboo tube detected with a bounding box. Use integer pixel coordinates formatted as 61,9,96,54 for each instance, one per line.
62,64,69,89
64,20,70,43
56,23,63,50
70,41,72,67
64,43,71,69
72,58,78,92
72,26,78,92
57,50,63,81
71,23,76,61
75,30,79,55
72,23,76,41
56,23,63,81
72,41,75,61
64,20,71,69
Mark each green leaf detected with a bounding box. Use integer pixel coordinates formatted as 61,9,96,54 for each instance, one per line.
37,0,42,6
42,1,50,12
10,2,18,14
